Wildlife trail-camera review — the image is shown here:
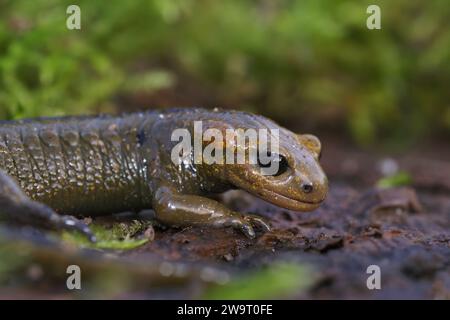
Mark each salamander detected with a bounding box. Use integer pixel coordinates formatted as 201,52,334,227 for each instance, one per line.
0,108,328,241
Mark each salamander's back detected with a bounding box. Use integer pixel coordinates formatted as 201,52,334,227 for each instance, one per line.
0,113,154,215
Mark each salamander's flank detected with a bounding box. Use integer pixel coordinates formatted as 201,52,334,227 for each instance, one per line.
0,108,328,240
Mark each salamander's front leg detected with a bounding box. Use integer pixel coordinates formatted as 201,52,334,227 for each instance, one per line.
0,170,96,242
152,186,270,238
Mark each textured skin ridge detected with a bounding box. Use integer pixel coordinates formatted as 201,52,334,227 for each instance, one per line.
0,113,155,215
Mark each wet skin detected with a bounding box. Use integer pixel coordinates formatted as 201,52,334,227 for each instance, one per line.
0,109,328,241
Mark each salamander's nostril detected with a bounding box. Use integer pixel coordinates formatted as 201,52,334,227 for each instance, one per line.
301,183,313,194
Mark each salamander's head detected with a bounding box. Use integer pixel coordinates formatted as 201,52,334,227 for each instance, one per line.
221,114,328,211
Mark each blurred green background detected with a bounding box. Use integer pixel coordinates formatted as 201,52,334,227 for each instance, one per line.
0,0,449,146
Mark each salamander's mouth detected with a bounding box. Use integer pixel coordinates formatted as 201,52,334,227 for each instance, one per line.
252,187,323,211
228,173,324,212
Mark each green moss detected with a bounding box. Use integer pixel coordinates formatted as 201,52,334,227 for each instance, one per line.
376,171,413,188
203,262,315,299
1,0,449,145
62,220,151,250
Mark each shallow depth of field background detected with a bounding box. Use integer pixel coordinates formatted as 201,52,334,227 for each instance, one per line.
1,0,449,148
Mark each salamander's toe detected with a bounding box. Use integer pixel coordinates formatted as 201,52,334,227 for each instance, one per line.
245,214,271,232
239,222,256,239
61,215,97,243
210,213,270,239
218,216,256,239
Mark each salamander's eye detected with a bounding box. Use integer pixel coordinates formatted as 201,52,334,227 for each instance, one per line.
257,153,289,176
275,154,289,176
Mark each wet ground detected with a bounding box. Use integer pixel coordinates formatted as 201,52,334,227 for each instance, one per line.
1,135,448,299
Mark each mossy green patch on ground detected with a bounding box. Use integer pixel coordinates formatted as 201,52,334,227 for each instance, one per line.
376,171,413,189
203,262,316,299
62,220,151,250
